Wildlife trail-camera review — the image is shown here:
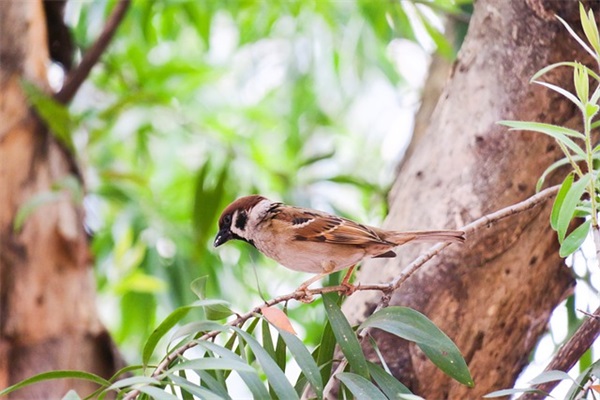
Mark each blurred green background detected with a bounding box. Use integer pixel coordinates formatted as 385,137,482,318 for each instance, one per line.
57,0,470,362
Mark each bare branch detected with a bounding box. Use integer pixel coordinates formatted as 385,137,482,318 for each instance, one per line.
522,306,600,399
54,0,131,104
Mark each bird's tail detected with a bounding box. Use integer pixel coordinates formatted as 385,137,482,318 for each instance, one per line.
386,230,466,246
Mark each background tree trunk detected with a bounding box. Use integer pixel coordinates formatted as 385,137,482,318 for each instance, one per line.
344,1,591,398
0,2,119,398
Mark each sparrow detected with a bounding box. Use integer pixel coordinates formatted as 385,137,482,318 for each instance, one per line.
214,195,465,293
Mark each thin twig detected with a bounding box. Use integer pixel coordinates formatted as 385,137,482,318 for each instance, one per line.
54,0,131,104
522,306,600,399
123,184,560,400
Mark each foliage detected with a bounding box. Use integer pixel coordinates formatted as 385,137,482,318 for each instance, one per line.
496,3,600,397
500,4,600,258
0,291,472,399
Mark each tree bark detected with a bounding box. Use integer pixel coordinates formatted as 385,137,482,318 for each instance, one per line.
0,2,119,398
344,1,591,398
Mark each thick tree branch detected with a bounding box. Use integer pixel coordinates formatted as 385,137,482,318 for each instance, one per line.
522,306,600,400
122,184,561,400
54,0,130,104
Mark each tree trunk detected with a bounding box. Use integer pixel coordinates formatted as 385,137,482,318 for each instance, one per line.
344,1,589,398
0,2,119,398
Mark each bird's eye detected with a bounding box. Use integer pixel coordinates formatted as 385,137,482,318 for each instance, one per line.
223,214,232,225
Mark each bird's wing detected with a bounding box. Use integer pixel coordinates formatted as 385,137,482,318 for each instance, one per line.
274,206,390,246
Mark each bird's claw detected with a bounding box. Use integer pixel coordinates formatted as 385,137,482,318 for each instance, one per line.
294,286,314,303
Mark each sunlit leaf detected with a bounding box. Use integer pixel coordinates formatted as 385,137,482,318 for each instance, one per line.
551,173,574,230
359,307,473,386
557,174,591,241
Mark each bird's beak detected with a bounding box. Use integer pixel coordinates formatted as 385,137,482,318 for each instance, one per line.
214,229,232,247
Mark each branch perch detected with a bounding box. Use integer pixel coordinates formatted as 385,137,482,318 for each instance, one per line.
123,184,560,400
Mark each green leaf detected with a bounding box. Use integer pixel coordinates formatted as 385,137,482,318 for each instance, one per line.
316,319,336,388
529,369,575,385
21,80,75,152
323,293,369,379
499,120,586,149
534,81,584,111
367,362,412,397
0,370,111,397
143,300,230,365
167,358,255,373
359,307,473,387
557,174,591,241
277,329,324,399
335,372,387,400
536,156,586,192
136,385,181,400
565,358,600,399
196,371,232,400
168,373,224,400
531,62,600,83
189,277,234,320
13,191,62,232
556,14,597,59
232,327,300,400
170,321,225,343
580,4,600,57
551,173,574,230
105,376,160,390
198,340,270,399
573,63,589,103
559,219,591,257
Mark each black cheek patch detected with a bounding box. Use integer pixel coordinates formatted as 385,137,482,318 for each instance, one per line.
235,211,248,230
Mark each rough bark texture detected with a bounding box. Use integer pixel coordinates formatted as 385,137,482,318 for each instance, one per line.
344,1,592,398
0,2,119,398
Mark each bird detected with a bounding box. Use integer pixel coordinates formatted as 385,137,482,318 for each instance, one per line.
214,195,465,295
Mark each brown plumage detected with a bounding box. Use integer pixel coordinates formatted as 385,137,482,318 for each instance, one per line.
214,195,465,289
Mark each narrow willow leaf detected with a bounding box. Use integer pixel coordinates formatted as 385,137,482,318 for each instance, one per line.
316,319,336,385
0,371,111,397
557,174,591,241
359,307,473,386
170,321,225,343
534,81,584,111
573,63,589,103
560,219,591,257
536,157,573,192
136,385,180,400
178,370,194,400
499,120,586,157
529,369,575,385
580,4,600,57
232,327,300,400
143,300,230,365
323,293,369,379
278,329,324,399
168,373,224,400
483,388,548,398
565,358,600,399
166,358,255,373
551,173,574,230
336,372,387,400
197,340,270,399
531,61,600,83
106,376,160,390
14,191,63,232
367,362,411,397
556,14,597,59
197,370,231,400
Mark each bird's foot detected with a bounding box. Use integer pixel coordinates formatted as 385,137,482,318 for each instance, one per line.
294,286,315,303
340,281,358,296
